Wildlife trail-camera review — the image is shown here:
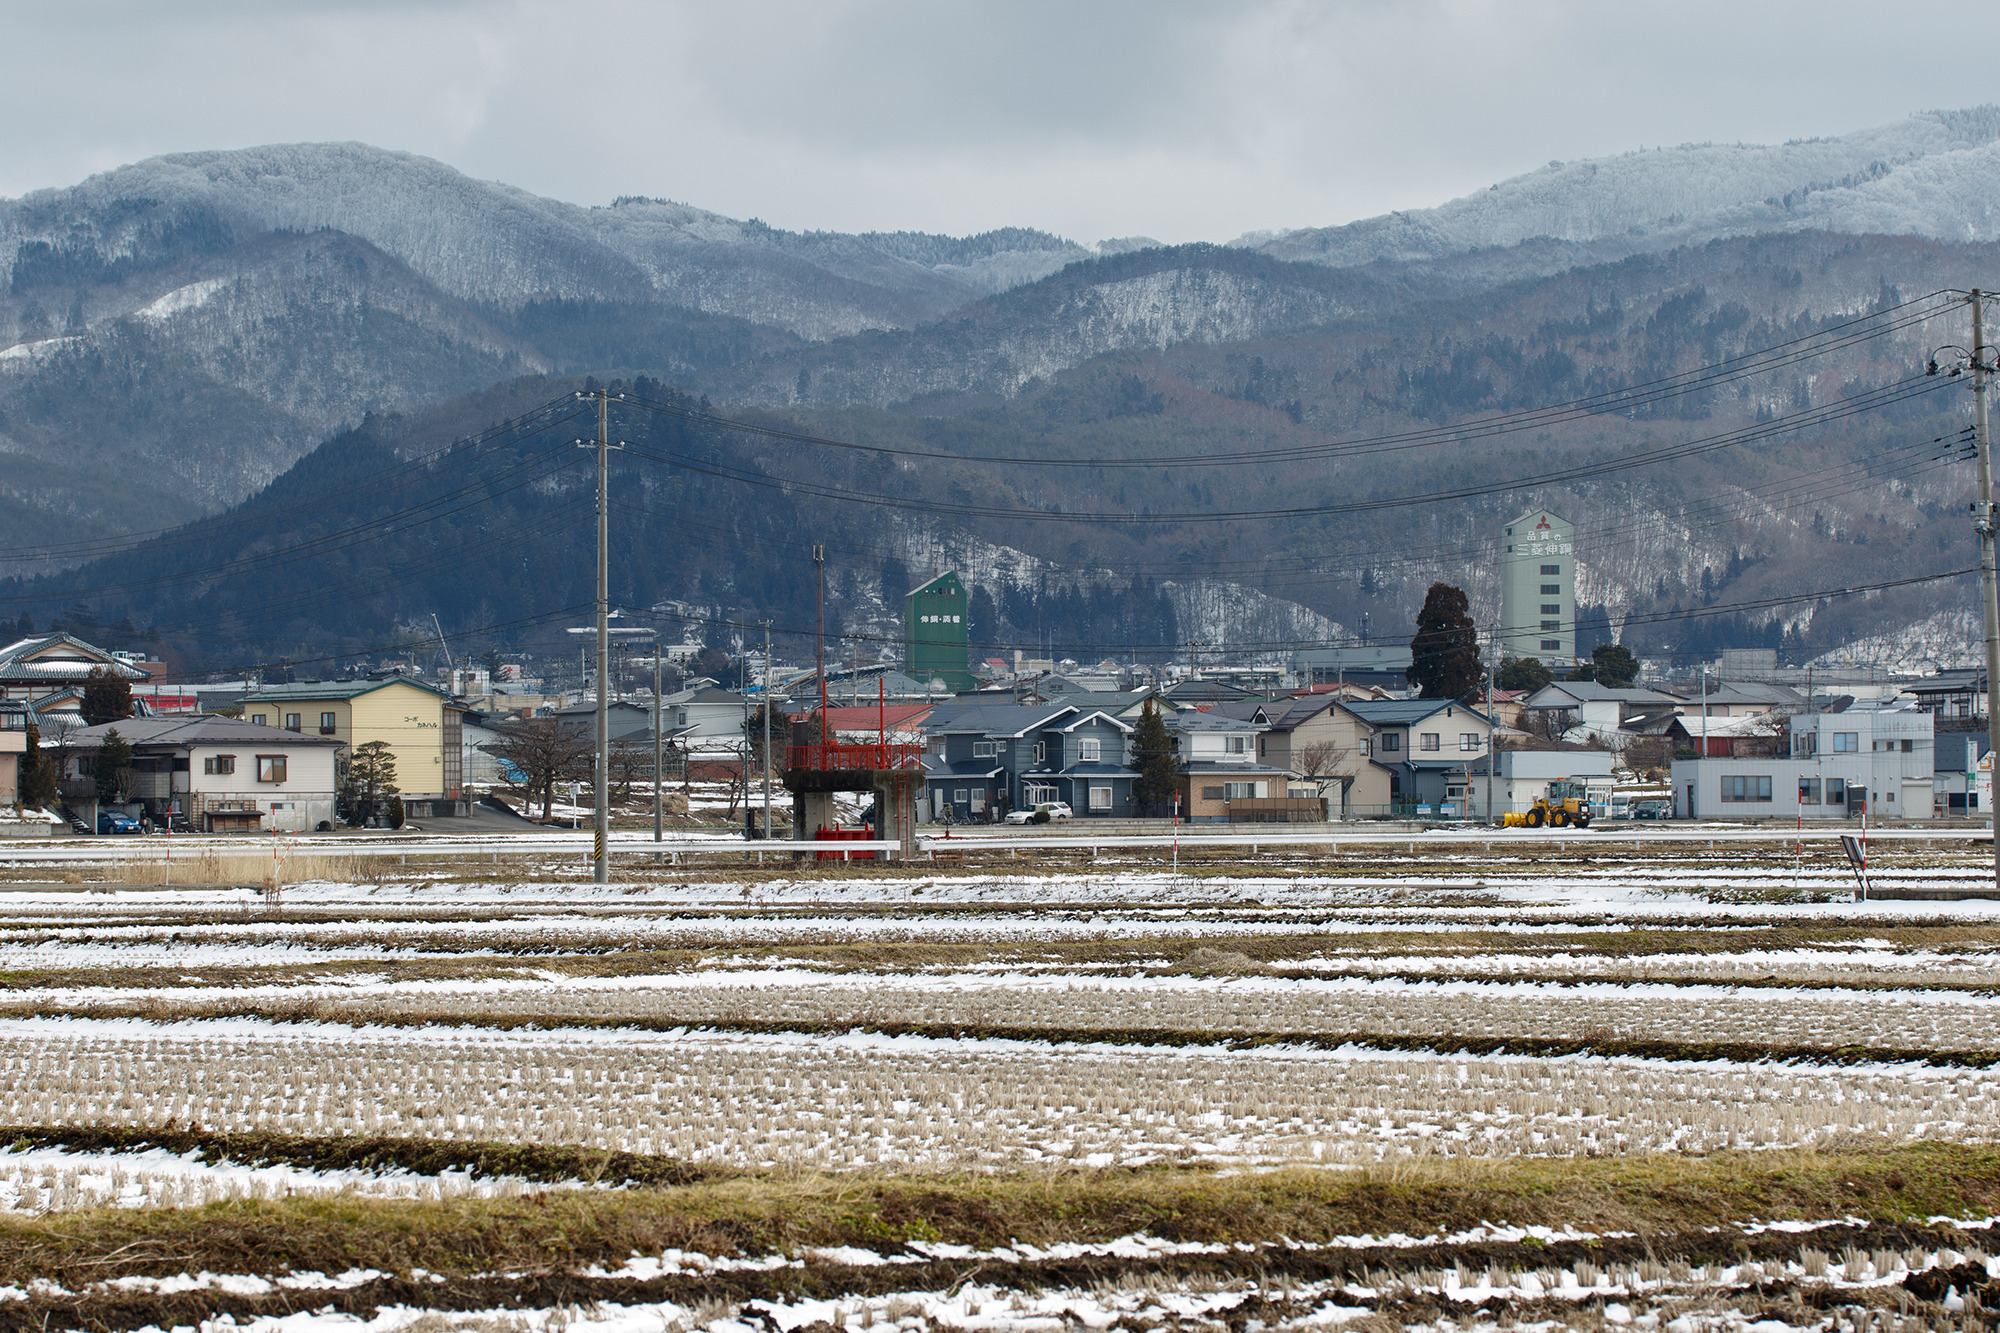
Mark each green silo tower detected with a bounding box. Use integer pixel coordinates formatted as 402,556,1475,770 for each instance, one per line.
903,571,975,691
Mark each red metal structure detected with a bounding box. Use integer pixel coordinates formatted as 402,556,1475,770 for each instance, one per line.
787,742,923,771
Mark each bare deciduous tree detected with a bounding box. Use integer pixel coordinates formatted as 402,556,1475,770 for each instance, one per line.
1521,707,1580,747
484,718,593,820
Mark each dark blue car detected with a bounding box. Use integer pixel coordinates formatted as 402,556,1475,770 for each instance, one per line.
96,811,141,835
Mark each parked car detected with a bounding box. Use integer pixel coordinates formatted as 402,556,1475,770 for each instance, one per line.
96,811,142,835
1004,801,1074,824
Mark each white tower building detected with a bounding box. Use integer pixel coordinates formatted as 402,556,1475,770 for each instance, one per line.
1499,510,1576,666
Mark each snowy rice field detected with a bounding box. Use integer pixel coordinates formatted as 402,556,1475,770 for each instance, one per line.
3,1020,2000,1171
4,848,2000,1329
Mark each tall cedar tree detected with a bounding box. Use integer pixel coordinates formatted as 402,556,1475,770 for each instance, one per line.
94,729,132,804
1129,699,1180,814
18,726,57,808
81,668,133,726
1407,583,1482,700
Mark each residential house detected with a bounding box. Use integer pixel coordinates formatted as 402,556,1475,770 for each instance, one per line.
64,715,341,831
661,687,756,741
1342,699,1494,813
1212,696,1391,816
241,678,466,817
1164,711,1297,822
799,703,934,745
921,703,1139,821
1669,697,1934,819
0,700,26,805
1161,678,1258,706
1679,681,1805,720
0,634,150,705
554,700,662,742
1660,711,1791,758
1522,681,1683,748
1905,670,1987,726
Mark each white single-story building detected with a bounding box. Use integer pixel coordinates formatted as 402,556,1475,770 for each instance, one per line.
1462,748,1618,819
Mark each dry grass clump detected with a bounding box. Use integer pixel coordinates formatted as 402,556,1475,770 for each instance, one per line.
0,1142,1988,1278
103,848,377,888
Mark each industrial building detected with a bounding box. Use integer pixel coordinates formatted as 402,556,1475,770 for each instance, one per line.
1499,509,1576,665
903,571,976,691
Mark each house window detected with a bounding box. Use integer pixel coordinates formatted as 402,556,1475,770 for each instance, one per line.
1358,738,1371,756
1202,785,1224,800
319,712,337,735
1540,584,1560,595
1460,733,1480,751
1079,737,1101,762
1540,604,1561,615
1721,775,1771,802
1833,732,1859,753
1541,564,1561,575
1419,732,1440,751
250,714,267,726
1226,736,1248,754
1223,781,1264,800
203,755,236,775
1089,785,1112,810
1032,741,1046,764
283,713,301,732
953,788,967,803
256,755,287,784
1826,777,1846,805
972,740,997,758
1541,639,1561,650
1381,733,1401,752
1257,737,1266,757
1540,620,1560,630
1901,739,1915,752
1799,777,1820,803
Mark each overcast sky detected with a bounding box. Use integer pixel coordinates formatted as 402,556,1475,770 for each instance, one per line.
6,0,1994,244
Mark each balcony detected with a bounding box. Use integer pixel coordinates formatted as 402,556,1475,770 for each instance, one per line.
787,743,923,773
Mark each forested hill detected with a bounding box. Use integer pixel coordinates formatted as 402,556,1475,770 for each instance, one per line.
0,376,1186,676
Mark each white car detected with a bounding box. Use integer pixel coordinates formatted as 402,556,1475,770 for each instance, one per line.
1004,801,1074,824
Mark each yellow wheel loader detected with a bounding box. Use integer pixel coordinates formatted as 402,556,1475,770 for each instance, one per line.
1501,778,1593,829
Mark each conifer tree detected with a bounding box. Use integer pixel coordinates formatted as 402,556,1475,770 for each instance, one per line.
94,729,132,805
1407,583,1481,700
1130,699,1179,815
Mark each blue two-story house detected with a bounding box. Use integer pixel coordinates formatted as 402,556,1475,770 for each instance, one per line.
922,703,1139,821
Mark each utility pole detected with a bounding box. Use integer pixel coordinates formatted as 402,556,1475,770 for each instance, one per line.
1485,628,1497,824
592,391,611,883
814,544,827,720
762,619,774,840
652,642,663,843
1972,290,2000,891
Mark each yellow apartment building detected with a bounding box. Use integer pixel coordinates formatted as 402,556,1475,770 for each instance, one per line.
241,678,466,816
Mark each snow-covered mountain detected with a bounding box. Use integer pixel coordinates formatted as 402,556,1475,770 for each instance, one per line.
1248,107,2000,270
0,142,1090,341
8,116,2000,664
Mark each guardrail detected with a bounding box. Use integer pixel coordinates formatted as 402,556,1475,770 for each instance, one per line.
918,825,1993,853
